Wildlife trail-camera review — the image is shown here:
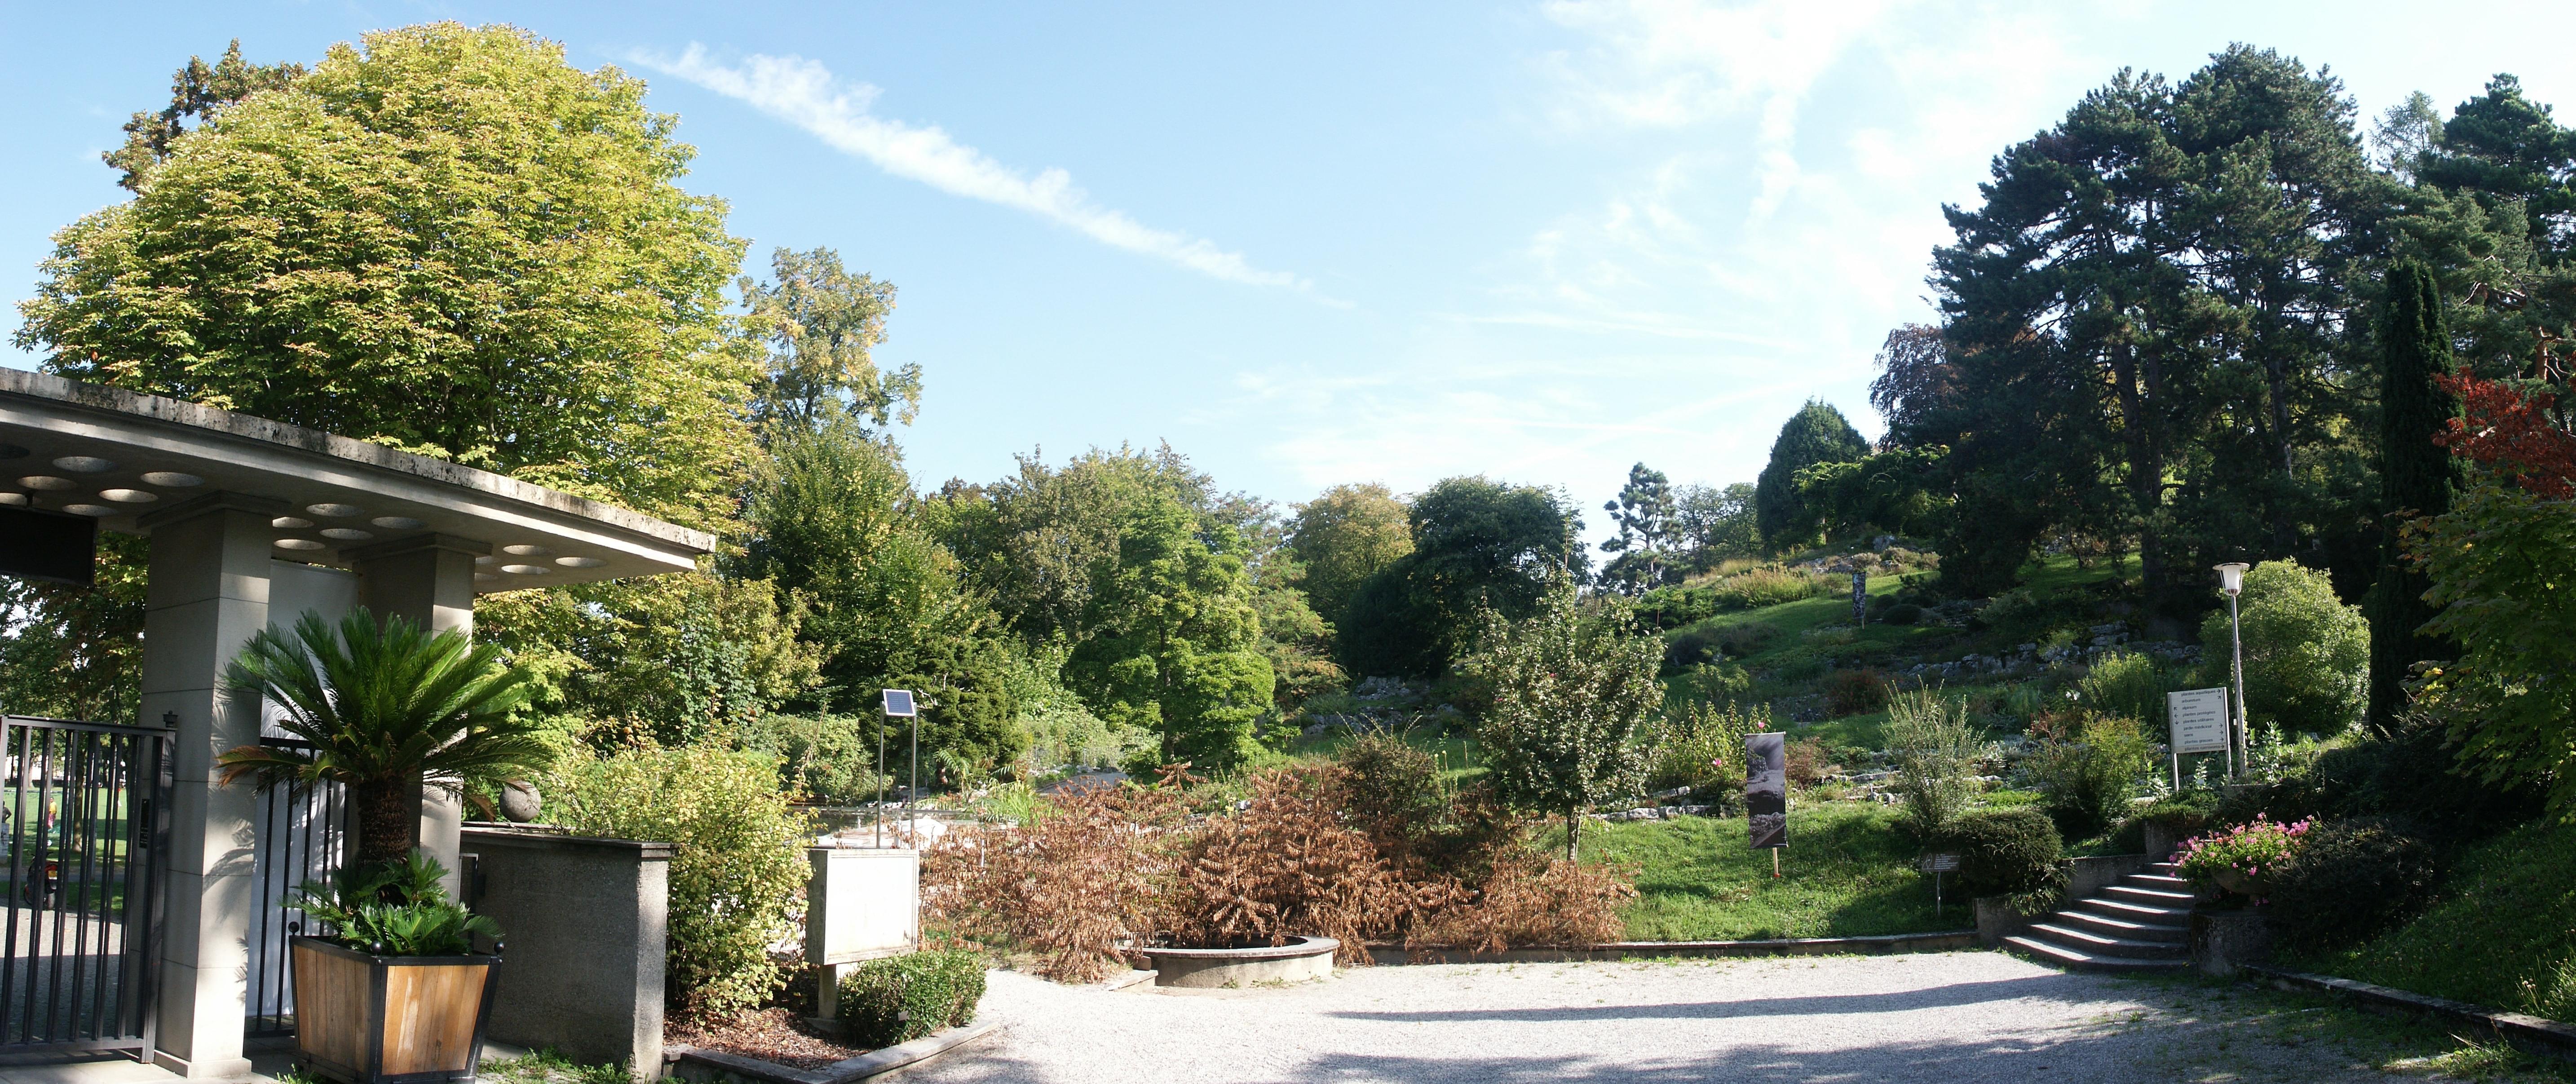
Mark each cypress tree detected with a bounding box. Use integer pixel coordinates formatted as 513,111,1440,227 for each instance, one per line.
2364,261,2461,734
1753,400,1869,553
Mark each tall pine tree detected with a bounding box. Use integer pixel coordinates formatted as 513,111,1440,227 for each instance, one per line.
1753,400,1869,553
2364,261,2461,734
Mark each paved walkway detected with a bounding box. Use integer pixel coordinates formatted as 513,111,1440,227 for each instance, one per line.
911,952,2454,1083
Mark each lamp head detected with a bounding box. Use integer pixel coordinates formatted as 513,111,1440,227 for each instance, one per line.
2215,562,2249,596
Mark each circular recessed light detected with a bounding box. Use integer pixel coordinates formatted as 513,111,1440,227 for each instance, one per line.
0,493,26,506
554,556,608,569
52,456,115,473
501,544,552,557
19,476,75,491
474,555,495,565
62,504,116,517
140,472,203,487
98,489,158,504
274,539,326,551
370,516,424,530
474,573,500,584
0,445,27,460
306,503,363,518
272,517,314,530
320,528,373,541
500,564,550,575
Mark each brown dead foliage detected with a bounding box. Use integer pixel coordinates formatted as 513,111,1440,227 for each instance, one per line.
927,757,1639,983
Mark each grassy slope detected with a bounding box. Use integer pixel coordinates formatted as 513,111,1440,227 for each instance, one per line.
2300,819,2576,1019
1567,804,1958,941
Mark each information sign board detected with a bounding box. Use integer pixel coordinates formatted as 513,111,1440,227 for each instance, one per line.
1746,732,1787,850
2167,687,2231,755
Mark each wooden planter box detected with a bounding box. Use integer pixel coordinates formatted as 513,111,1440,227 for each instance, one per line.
291,936,502,1084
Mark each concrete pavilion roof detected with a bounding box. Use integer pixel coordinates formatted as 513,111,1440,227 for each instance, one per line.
0,368,713,591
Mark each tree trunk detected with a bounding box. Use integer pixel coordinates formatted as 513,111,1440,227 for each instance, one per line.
2110,339,2168,614
1564,805,1581,863
352,777,419,872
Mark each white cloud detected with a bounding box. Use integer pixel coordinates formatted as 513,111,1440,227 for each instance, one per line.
634,45,1308,291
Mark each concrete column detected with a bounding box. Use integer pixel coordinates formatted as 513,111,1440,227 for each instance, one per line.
346,535,488,893
138,492,285,1079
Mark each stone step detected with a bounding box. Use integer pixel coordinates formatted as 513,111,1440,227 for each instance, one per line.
2003,935,2189,973
2125,873,2190,890
2103,883,2196,906
2024,922,2187,959
2075,896,2191,923
2053,908,2187,943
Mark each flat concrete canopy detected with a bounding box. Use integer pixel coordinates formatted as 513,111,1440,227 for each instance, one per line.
0,368,711,588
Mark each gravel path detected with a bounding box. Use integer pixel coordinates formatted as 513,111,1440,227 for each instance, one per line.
907,951,2453,1083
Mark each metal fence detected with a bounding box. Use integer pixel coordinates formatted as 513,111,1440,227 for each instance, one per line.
0,715,170,1055
244,765,343,1039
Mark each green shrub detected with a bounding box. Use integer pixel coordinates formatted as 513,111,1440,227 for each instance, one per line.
2028,714,2154,840
2077,650,2173,726
1972,588,2058,642
1936,808,2064,907
2127,789,2218,834
548,743,813,1018
738,714,887,805
1634,586,1719,631
2268,816,2439,951
1714,623,1779,658
1709,567,1828,610
1882,688,1985,840
1823,669,1891,717
1645,701,1760,809
2199,558,2367,735
1881,603,1923,625
837,949,988,1049
1337,734,1449,835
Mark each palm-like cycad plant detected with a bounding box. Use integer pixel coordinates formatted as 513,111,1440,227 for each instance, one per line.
217,609,551,870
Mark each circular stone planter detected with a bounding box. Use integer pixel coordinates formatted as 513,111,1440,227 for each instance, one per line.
1141,936,1340,988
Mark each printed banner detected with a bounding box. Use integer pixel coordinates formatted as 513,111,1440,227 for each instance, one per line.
1746,731,1787,850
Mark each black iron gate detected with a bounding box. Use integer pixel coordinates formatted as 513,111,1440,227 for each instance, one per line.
0,715,171,1055
244,762,343,1038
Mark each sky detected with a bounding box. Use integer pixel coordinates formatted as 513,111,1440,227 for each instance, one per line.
10,0,2576,543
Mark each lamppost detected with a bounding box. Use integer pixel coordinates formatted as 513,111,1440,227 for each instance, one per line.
2214,562,2249,780
880,689,916,848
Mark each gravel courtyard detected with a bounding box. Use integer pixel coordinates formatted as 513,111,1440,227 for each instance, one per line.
908,951,2500,1083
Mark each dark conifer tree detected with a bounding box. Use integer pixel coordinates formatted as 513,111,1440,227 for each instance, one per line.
2364,261,2461,734
1753,400,1868,553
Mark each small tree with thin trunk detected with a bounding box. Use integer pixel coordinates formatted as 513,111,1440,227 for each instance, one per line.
217,609,549,871
1461,586,1657,860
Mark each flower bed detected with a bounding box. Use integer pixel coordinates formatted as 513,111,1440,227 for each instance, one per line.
2176,814,2311,898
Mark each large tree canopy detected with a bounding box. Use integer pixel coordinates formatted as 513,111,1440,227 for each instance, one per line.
1286,483,1414,626
16,22,757,529
1752,400,1868,552
1336,476,1586,679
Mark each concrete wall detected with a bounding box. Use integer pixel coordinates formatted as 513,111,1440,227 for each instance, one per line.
462,827,671,1076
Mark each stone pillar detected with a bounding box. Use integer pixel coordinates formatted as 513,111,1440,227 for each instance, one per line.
139,493,285,1078
346,535,488,893
462,827,670,1076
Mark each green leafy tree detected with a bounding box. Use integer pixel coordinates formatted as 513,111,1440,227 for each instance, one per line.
2415,482,2576,816
16,22,759,531
2200,558,2368,734
926,445,1219,647
1286,483,1414,624
1671,482,1759,571
1599,463,1678,594
1461,586,1658,860
102,40,305,192
216,610,547,868
1752,400,1868,553
1794,446,1952,541
1335,477,1586,679
743,246,917,433
1062,498,1274,769
476,573,820,749
2365,261,2462,733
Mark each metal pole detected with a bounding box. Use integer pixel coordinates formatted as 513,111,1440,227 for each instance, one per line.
2228,592,2247,780
907,709,920,850
875,715,887,849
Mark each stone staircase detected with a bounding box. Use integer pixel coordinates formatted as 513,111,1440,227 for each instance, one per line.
2003,859,2193,972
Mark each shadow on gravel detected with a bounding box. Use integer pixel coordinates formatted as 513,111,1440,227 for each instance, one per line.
1324,974,2096,1023
1276,1036,2092,1084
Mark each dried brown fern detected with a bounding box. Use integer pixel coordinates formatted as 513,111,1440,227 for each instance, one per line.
922,783,1185,983
1168,765,1465,965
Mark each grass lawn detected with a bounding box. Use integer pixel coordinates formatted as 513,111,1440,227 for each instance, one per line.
1561,803,1960,942
2296,818,2576,1021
